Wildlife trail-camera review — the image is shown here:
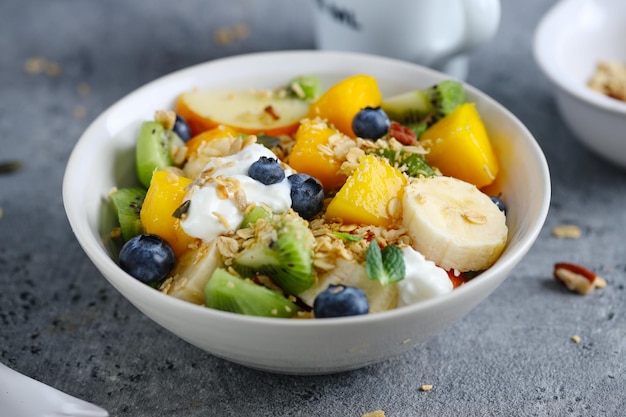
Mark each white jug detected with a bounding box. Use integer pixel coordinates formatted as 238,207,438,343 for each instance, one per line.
312,0,501,80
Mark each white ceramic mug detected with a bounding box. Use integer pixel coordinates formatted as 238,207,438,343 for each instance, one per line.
312,0,501,80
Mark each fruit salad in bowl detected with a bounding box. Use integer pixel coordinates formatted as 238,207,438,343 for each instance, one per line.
107,72,508,319
64,51,550,374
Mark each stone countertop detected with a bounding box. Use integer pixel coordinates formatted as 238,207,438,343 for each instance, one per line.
1,1,625,416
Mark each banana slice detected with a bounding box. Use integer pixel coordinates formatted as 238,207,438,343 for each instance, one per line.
299,259,398,314
402,176,508,272
159,241,222,304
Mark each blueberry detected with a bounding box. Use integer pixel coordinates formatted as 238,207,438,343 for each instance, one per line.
313,284,369,318
118,234,175,286
288,173,324,219
248,156,285,185
490,195,507,213
352,107,390,140
173,114,191,142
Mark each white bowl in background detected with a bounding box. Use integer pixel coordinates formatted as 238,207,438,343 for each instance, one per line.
63,51,550,375
534,0,626,167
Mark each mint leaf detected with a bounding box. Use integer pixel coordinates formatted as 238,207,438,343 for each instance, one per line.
365,242,405,286
380,245,405,283
366,241,384,282
333,231,363,242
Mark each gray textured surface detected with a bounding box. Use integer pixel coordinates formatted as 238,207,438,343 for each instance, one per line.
1,1,625,416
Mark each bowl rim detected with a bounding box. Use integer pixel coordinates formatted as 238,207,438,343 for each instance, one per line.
63,50,551,329
533,0,626,115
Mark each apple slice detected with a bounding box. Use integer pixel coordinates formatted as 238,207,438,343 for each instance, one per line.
175,88,310,137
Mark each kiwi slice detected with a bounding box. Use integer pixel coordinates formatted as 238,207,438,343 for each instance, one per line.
232,211,315,295
109,187,146,242
136,121,174,188
240,205,272,229
381,80,466,135
286,75,322,101
204,268,301,318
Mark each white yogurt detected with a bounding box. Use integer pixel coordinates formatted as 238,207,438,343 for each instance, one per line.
181,144,292,242
397,246,453,306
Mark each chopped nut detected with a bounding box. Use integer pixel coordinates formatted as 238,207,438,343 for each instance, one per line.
552,224,582,239
73,105,86,119
420,384,433,392
553,262,605,294
571,334,581,344
361,410,385,417
154,109,177,130
45,61,62,77
588,61,626,102
214,23,251,45
77,82,91,97
24,57,46,74
263,105,280,121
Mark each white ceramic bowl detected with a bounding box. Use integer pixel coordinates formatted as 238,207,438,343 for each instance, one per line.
63,51,550,375
534,0,626,167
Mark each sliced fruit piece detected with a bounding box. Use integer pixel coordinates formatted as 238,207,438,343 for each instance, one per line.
308,74,382,137
419,102,499,188
232,211,315,295
402,176,508,272
381,80,466,135
289,119,349,191
140,170,198,257
136,121,174,188
240,205,272,229
299,259,398,314
325,155,407,227
109,187,146,242
204,268,301,318
285,75,322,101
185,125,240,159
160,241,221,304
175,88,310,137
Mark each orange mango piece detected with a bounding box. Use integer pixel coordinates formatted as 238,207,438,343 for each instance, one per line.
289,119,348,191
140,170,198,257
185,125,240,158
326,155,407,226
420,103,499,188
308,74,382,138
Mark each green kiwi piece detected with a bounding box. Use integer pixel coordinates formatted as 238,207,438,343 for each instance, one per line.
232,211,315,295
381,80,466,132
204,268,301,318
109,187,146,242
240,205,272,229
286,75,322,101
136,121,173,188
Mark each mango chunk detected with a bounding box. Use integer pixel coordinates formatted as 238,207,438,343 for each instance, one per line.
308,74,382,138
289,119,349,191
140,170,197,257
185,125,240,159
326,155,407,226
420,103,499,188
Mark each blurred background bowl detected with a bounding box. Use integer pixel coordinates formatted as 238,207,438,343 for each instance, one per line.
534,0,626,168
63,51,550,375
